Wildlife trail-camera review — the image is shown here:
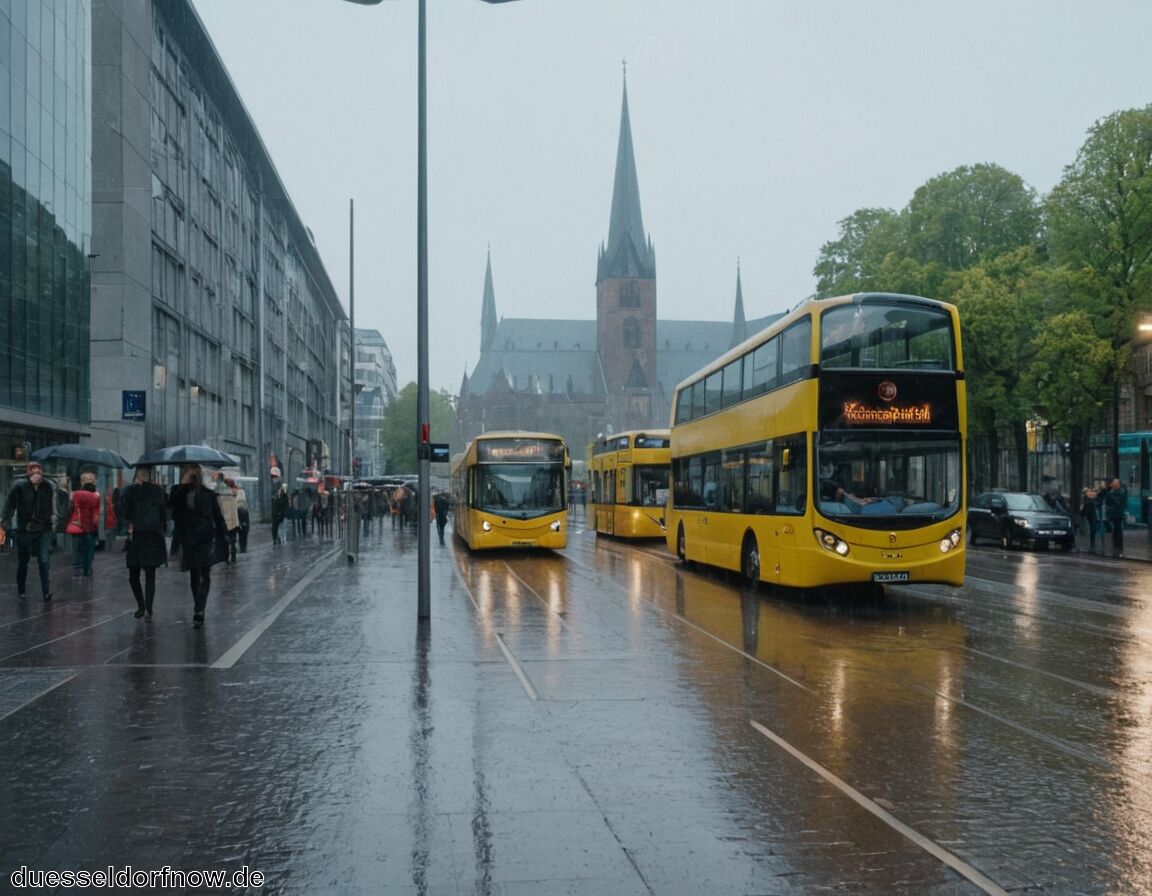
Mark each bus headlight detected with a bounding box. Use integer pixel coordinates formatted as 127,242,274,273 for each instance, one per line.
939,528,963,552
550,520,562,532
482,520,492,532
814,529,850,556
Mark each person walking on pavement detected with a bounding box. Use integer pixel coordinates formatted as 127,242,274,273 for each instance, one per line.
433,489,450,545
1079,486,1101,554
271,483,289,545
1102,477,1129,558
233,479,250,553
66,470,101,578
293,488,310,538
214,475,240,564
121,467,168,619
169,464,228,629
2,460,58,601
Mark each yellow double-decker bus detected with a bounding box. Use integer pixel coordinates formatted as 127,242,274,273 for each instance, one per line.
450,431,570,550
666,292,966,589
588,429,671,538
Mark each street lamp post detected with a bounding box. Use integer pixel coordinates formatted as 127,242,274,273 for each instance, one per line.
347,0,519,625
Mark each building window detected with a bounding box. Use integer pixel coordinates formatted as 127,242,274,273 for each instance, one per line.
619,281,640,307
623,317,641,348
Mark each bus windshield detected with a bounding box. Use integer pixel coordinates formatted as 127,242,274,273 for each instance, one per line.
475,464,565,516
815,432,961,524
821,302,955,370
633,465,669,506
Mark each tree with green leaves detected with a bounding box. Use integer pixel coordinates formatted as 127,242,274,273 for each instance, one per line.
1023,311,1120,506
813,207,901,297
950,258,1041,490
904,164,1041,271
379,383,457,474
1046,104,1152,472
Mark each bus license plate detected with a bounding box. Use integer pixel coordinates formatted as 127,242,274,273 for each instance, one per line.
873,571,909,583
511,540,536,547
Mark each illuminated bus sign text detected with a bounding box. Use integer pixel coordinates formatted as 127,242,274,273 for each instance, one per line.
842,401,933,425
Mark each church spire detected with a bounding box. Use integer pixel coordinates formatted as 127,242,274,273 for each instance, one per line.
598,67,655,282
480,247,497,353
730,260,747,348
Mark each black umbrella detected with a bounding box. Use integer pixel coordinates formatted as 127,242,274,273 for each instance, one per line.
133,445,241,468
31,443,132,468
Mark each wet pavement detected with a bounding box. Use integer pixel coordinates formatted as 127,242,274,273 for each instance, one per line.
1,515,1151,894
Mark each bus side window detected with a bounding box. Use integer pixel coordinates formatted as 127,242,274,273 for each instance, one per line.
775,435,807,515
745,443,773,513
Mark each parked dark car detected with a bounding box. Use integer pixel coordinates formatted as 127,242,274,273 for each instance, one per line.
968,491,1075,551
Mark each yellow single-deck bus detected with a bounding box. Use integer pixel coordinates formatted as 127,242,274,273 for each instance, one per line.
666,292,966,589
450,431,570,550
588,429,671,538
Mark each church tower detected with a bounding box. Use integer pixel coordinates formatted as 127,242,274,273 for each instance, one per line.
480,248,498,354
730,261,747,348
596,69,657,430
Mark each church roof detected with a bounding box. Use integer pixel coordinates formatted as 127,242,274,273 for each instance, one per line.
465,318,605,398
463,313,782,400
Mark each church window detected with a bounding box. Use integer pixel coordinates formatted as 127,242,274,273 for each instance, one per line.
619,280,641,307
623,317,641,348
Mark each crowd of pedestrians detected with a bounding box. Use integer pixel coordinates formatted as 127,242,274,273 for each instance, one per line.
1078,477,1131,558
3,465,464,624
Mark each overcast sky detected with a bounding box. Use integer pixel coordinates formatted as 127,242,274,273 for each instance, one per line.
191,0,1152,395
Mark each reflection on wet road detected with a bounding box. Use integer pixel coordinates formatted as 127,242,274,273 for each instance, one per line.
2,515,1150,894
459,511,1152,895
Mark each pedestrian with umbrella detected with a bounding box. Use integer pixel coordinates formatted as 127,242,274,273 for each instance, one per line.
120,467,169,619
168,464,229,629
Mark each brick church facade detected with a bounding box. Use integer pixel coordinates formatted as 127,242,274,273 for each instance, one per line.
455,76,778,456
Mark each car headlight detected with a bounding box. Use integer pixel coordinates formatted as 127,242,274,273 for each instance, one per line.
814,528,850,556
1012,518,1030,529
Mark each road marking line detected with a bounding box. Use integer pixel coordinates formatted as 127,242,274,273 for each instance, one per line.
504,562,570,628
750,719,1010,896
913,684,1113,769
565,554,811,693
211,547,342,669
0,610,134,662
452,553,541,700
495,632,538,701
0,671,81,723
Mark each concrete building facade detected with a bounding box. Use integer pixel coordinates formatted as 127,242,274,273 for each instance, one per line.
90,0,350,513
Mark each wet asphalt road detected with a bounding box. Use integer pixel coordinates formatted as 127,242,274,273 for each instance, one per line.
0,512,1150,895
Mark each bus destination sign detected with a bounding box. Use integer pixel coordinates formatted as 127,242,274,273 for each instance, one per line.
477,439,566,463
819,372,958,430
841,401,932,425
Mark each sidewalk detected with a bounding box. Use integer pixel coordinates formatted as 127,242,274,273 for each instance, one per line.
1074,522,1152,562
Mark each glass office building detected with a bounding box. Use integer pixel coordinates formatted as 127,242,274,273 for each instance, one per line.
0,0,91,472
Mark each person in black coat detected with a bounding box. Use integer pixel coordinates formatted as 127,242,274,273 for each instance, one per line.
121,467,169,619
169,464,228,629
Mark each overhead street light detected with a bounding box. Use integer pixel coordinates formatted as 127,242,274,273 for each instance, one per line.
343,0,521,624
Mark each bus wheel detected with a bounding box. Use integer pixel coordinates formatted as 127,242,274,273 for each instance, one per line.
741,536,761,587
676,524,687,563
